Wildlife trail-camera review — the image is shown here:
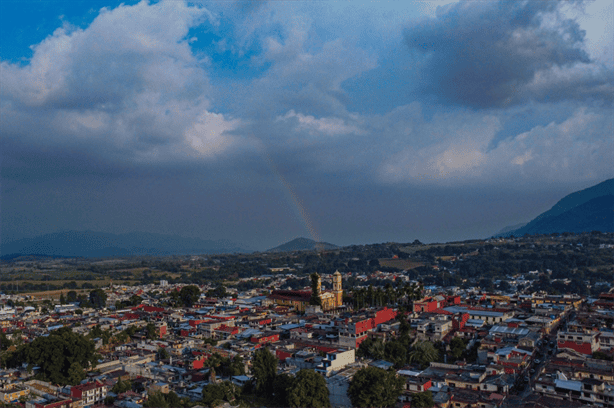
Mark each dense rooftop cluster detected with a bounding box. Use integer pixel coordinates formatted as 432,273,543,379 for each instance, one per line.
0,232,612,408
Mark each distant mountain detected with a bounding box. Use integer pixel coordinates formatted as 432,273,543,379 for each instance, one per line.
494,222,528,236
515,196,613,235
496,178,614,237
267,237,338,252
0,231,251,258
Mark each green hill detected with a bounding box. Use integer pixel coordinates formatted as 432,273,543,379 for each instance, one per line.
496,178,614,237
267,237,338,252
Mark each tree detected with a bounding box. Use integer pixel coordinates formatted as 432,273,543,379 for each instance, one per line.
348,367,404,407
145,323,158,340
251,348,277,396
179,285,200,307
202,383,224,407
112,379,132,394
287,369,330,408
272,373,294,406
592,351,613,361
411,390,434,408
449,337,466,361
408,341,439,368
66,290,78,302
357,337,385,360
158,347,170,360
384,341,407,368
309,273,322,306
202,381,239,407
128,294,142,306
89,289,107,309
229,355,246,376
0,331,13,351
165,391,183,408
6,327,98,385
59,293,66,304
207,285,228,298
143,391,169,408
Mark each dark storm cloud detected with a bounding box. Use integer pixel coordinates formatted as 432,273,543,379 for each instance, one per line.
403,0,606,108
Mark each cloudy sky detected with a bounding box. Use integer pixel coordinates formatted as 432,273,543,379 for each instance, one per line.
1,0,613,250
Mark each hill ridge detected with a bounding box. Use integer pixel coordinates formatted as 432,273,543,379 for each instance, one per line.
267,237,338,252
495,178,614,237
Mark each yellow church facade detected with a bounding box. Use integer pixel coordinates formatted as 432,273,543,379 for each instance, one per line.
267,271,343,312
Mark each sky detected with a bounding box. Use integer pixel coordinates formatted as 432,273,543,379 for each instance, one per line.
1,0,613,250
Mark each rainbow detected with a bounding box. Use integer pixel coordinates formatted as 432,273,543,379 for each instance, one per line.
253,138,322,246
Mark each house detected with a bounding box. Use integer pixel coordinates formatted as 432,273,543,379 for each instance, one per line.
70,381,107,406
0,385,29,403
337,308,397,348
315,349,355,376
557,331,600,355
148,382,169,394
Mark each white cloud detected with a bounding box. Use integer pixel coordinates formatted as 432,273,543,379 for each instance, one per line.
276,110,364,137
378,106,613,185
246,25,377,118
186,112,240,157
0,0,244,164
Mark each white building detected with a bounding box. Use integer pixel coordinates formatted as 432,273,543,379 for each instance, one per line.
316,349,355,376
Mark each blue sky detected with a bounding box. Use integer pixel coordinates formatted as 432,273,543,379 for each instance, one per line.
1,0,613,250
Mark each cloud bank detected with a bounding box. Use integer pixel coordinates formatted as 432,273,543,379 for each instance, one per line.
1,0,613,247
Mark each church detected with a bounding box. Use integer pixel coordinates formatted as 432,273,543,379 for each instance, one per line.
266,271,343,312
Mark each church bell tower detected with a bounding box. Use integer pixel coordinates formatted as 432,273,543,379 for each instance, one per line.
332,270,343,307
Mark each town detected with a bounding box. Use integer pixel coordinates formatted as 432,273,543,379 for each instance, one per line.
0,232,612,408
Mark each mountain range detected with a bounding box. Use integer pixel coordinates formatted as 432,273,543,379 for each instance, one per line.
0,231,251,258
495,178,614,237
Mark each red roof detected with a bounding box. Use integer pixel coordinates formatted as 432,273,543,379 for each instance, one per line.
268,290,311,302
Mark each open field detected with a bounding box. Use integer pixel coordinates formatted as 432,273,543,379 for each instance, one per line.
25,289,90,300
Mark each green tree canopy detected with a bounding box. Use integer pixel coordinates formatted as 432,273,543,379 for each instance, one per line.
202,381,239,407
348,367,404,408
357,337,385,360
112,379,132,394
449,337,466,361
287,369,330,408
145,323,158,340
207,285,228,298
411,390,434,408
309,273,322,306
202,382,224,407
66,290,78,302
272,373,294,407
251,348,277,396
128,294,142,306
409,341,439,368
6,327,98,385
158,347,170,360
89,289,107,309
143,391,168,408
179,285,200,307
384,341,408,368
0,331,13,351
143,390,188,408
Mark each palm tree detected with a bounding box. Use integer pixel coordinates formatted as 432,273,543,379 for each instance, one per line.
375,287,384,307
352,288,367,310
385,283,395,306
367,285,375,307
408,341,439,367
